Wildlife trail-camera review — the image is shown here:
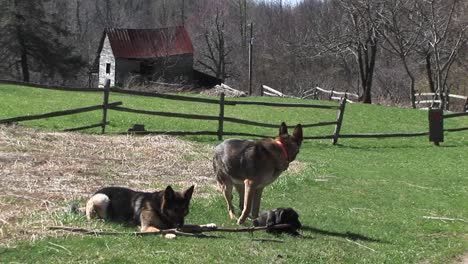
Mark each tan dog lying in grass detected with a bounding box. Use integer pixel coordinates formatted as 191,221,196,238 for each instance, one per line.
85,185,194,232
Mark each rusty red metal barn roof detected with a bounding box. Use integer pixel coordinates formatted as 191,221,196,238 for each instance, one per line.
104,26,194,59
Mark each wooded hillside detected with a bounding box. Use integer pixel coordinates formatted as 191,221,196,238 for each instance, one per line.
0,0,466,107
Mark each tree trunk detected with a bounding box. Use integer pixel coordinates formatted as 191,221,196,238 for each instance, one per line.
20,50,29,82
426,52,435,93
357,41,377,104
17,29,29,82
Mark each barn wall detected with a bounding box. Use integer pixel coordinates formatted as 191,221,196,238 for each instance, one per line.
115,59,140,87
151,53,193,83
98,35,116,87
112,54,194,87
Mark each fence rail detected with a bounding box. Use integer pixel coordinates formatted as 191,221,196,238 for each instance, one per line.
0,102,122,125
302,87,358,103
0,79,102,92
415,92,468,112
1,79,467,145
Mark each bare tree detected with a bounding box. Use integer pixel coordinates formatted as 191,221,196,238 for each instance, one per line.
197,7,232,79
313,0,380,103
375,0,424,108
415,0,468,109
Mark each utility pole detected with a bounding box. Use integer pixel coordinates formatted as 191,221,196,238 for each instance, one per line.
248,22,254,95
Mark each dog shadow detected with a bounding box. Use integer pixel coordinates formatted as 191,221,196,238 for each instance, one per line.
300,225,385,243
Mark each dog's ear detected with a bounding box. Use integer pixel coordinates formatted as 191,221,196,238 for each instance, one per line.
164,185,175,201
279,122,288,136
184,185,195,200
293,124,303,146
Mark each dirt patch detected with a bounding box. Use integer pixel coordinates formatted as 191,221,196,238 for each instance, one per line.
0,125,215,245
455,253,468,264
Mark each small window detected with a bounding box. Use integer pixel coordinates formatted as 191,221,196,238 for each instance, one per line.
106,63,111,74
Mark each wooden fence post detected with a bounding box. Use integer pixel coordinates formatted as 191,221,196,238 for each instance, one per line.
218,92,225,140
464,98,468,112
332,96,347,145
101,79,110,134
428,108,444,146
329,88,334,101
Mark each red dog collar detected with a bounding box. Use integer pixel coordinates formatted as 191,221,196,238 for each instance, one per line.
275,140,289,162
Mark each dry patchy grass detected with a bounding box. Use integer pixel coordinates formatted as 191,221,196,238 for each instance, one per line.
0,125,215,245
0,125,305,247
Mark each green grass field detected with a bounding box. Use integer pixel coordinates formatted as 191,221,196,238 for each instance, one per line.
1,84,467,263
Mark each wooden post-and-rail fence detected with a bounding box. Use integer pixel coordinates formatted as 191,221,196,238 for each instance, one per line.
415,92,468,112
2,79,468,145
0,79,347,144
108,88,346,144
0,80,121,133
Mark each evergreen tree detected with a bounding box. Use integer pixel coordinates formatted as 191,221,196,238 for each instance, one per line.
0,0,85,82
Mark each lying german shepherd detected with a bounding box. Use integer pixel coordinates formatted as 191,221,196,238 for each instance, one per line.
213,122,303,224
86,185,194,232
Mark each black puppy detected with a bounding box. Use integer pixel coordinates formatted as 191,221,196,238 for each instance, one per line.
253,207,302,236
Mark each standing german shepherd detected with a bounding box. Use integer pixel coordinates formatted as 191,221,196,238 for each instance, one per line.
213,122,303,224
86,185,194,232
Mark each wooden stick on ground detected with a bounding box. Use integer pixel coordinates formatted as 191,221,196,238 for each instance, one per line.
47,224,294,238
47,226,217,238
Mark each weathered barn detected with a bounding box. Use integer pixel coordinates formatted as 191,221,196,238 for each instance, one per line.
94,26,194,87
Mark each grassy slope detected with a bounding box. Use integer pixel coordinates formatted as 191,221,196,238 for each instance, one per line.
0,84,467,263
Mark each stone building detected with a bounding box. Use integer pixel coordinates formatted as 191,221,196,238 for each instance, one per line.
93,26,194,88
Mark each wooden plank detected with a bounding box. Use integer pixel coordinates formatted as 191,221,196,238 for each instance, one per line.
262,85,285,96
444,126,468,132
444,112,468,119
221,131,270,138
263,91,279,97
222,116,336,129
448,94,468,100
63,122,107,132
123,130,219,136
110,106,219,121
302,121,338,128
315,87,332,94
416,92,466,100
225,100,339,109
332,98,347,145
416,92,436,96
125,130,271,138
304,135,335,140
416,100,441,104
0,102,122,124
101,80,110,134
123,130,339,140
338,132,428,138
0,79,102,92
315,86,358,98
218,93,225,140
222,117,283,128
109,88,236,105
